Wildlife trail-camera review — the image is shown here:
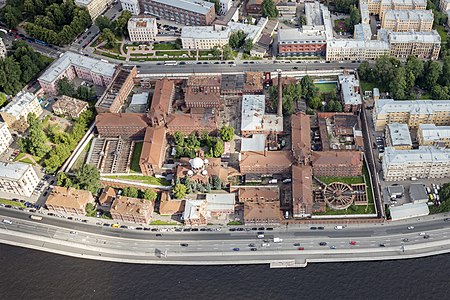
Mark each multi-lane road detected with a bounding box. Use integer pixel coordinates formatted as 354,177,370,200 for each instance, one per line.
2,207,450,267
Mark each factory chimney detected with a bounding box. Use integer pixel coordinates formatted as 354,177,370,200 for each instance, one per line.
277,69,282,117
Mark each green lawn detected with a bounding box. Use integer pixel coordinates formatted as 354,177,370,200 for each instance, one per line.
0,199,26,208
130,142,143,173
150,220,178,225
315,83,337,94
155,50,189,57
420,92,432,100
104,175,171,186
153,43,179,50
71,140,92,172
436,25,448,43
317,176,364,185
362,163,374,205
360,80,377,94
20,157,35,165
314,204,376,215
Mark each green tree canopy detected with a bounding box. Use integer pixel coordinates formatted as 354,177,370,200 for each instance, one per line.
261,0,279,18
57,77,75,96
173,183,187,199
142,189,157,201
219,125,235,142
75,164,100,194
101,28,116,48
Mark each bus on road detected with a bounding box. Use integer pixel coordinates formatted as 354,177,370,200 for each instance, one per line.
164,61,178,66
30,215,43,221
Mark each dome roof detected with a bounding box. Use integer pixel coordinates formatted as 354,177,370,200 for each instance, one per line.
190,157,204,169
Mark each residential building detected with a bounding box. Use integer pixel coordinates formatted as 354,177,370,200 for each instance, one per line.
291,112,311,164
382,10,434,32
359,0,370,24
388,30,441,60
373,99,450,131
354,23,372,40
238,187,279,203
277,28,327,57
128,18,158,42
244,201,282,225
46,187,95,215
0,122,12,155
386,122,412,149
409,183,428,203
440,0,450,11
183,199,208,226
181,26,229,50
326,39,390,61
95,65,137,113
205,193,235,216
52,96,88,119
139,127,167,176
110,196,154,224
227,18,267,43
120,0,140,14
166,111,218,134
338,74,362,112
142,0,216,26
367,0,427,18
75,0,113,20
0,38,6,59
184,76,222,108
246,0,263,15
239,151,293,175
0,162,39,198
292,164,313,218
159,191,185,216
0,91,43,130
277,1,298,19
219,0,232,15
382,146,450,181
417,124,450,147
95,113,149,138
98,187,116,210
147,79,174,127
311,151,363,177
38,52,116,95
241,95,283,136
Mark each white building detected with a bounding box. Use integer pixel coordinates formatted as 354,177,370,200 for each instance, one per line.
388,30,441,60
75,0,113,20
381,10,434,32
0,91,43,130
0,122,12,155
382,146,450,181
440,0,450,11
0,38,6,59
389,203,429,221
241,95,283,136
386,122,412,149
181,26,230,50
417,124,450,147
219,0,233,15
128,18,158,42
338,74,362,112
0,162,40,197
326,39,390,61
205,193,235,215
120,0,140,15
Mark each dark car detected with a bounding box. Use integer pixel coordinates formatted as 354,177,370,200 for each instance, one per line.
229,228,236,231
43,191,48,197
250,248,257,251
156,234,162,237
444,218,450,221
319,242,327,246
180,243,188,247
310,227,317,230
120,225,127,229
266,228,274,231
151,228,158,232
135,227,143,230
103,223,111,227
258,227,265,231
293,243,301,247
144,227,151,231
318,227,324,230
232,248,240,251
191,228,199,232
251,228,257,231
248,243,256,247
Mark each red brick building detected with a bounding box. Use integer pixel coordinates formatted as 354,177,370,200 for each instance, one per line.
95,113,149,139
311,151,363,177
139,127,167,176
291,112,311,164
239,151,293,175
147,79,174,127
291,164,313,218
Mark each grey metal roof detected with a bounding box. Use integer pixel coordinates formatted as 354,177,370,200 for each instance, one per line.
387,123,412,147
409,183,428,202
390,202,429,221
152,0,214,14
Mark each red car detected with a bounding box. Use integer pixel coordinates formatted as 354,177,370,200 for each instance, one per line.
350,241,357,245
297,247,305,250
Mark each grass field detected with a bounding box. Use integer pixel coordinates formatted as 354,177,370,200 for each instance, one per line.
317,176,364,185
150,220,178,225
0,199,26,208
130,142,143,173
153,43,179,50
360,80,377,94
104,175,171,186
314,204,376,215
315,83,337,94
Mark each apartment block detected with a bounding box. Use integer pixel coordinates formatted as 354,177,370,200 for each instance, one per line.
0,122,12,155
383,146,450,181
338,74,362,113
110,196,154,224
292,164,313,218
326,39,390,61
95,65,137,113
367,0,427,18
0,162,39,197
0,91,43,130
46,187,95,215
75,0,113,20
374,99,450,131
417,124,450,147
38,52,116,95
440,0,450,11
128,18,158,42
95,113,149,138
120,0,140,14
181,26,229,50
382,10,434,32
388,30,441,60
141,0,216,26
239,151,293,175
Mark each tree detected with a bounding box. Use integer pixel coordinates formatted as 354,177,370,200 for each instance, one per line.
142,189,157,201
1,5,20,29
101,28,116,48
85,203,96,217
389,66,407,100
334,0,356,13
212,176,221,190
212,139,224,158
76,86,96,101
357,61,372,81
75,164,100,194
220,125,235,142
229,30,246,49
0,93,6,108
440,55,450,86
186,132,200,148
308,95,322,110
346,6,361,28
405,55,424,79
0,57,23,95
205,182,211,193
122,186,139,198
243,39,253,54
422,61,442,90
222,44,234,60
95,16,112,32
56,172,71,187
431,85,449,100
211,45,222,60
115,10,132,36
173,131,185,146
261,0,279,18
300,75,317,100
22,113,50,157
57,77,75,96
335,102,343,112
173,183,187,199
208,0,220,14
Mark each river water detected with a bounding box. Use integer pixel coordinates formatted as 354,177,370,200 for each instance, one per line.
1,243,449,299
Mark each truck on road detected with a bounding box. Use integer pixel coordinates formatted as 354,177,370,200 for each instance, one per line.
273,237,283,243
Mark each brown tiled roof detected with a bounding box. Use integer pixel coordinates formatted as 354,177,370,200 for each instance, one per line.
292,164,313,217
240,151,293,171
244,201,282,223
110,196,154,218
185,89,221,106
148,79,174,118
166,112,218,131
159,192,185,215
187,75,221,88
238,187,279,203
140,127,166,165
243,72,263,92
46,187,94,210
99,187,116,206
96,113,149,127
312,151,363,167
291,112,311,163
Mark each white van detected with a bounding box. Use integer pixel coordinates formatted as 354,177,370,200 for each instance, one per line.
334,225,344,230
2,219,12,225
262,243,270,247
257,234,264,239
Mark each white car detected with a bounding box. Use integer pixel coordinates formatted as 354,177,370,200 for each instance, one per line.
407,226,414,230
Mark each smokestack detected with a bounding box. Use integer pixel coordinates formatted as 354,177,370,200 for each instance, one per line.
277,70,282,117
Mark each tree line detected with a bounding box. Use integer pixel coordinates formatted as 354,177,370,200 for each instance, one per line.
358,55,450,100
95,11,132,48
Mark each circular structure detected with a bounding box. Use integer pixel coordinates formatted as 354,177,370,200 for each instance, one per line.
323,182,355,210
189,157,204,170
